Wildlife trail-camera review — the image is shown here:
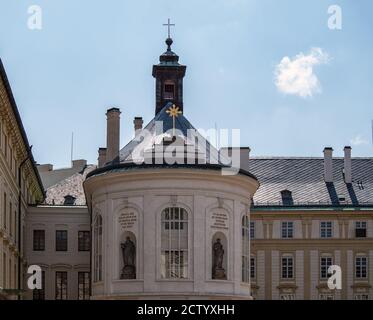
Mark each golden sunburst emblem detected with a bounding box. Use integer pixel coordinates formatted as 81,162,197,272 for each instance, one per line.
166,104,182,136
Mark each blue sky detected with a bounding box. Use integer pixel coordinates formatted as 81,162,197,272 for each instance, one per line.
0,0,372,168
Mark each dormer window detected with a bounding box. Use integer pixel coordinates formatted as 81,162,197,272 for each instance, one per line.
164,82,175,100
281,189,294,206
64,195,76,206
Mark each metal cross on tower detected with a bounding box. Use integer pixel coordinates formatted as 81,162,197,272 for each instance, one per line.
163,18,175,38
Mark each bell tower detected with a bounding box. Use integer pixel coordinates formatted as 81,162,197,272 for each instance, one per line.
152,19,186,115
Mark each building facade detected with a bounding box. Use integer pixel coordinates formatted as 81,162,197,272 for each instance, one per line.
1,35,373,300
0,59,44,299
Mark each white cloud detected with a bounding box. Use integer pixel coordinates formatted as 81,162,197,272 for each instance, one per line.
274,48,330,98
350,135,369,146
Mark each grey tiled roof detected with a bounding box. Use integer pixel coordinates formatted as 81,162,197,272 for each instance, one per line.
248,157,373,206
116,102,228,165
44,165,96,206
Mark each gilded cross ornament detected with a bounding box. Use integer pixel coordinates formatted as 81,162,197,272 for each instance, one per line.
166,104,182,137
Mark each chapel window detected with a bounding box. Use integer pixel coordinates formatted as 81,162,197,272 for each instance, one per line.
161,207,188,279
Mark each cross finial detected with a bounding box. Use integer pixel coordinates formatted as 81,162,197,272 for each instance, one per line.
163,18,175,39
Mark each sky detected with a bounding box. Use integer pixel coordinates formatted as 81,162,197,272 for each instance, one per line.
0,0,372,168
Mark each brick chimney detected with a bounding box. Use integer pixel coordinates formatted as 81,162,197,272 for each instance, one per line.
106,108,121,163
134,117,143,134
98,147,107,168
323,147,333,183
344,146,352,184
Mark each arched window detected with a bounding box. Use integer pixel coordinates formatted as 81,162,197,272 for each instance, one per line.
161,207,188,279
93,215,103,282
242,215,250,283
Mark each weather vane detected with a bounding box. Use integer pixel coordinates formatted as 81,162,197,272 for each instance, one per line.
166,104,182,137
163,18,175,38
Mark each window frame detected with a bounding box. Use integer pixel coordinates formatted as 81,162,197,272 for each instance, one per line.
320,221,333,238
33,230,45,251
320,256,333,279
32,271,45,300
55,230,68,252
78,272,90,300
281,221,294,239
281,255,294,279
55,271,68,300
160,207,189,280
355,221,367,238
355,255,368,279
78,231,90,252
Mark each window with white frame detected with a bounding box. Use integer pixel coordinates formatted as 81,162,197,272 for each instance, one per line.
281,255,294,279
241,215,250,283
280,294,295,300
320,221,333,238
355,256,368,279
355,221,367,238
355,294,369,300
93,215,103,282
161,207,188,279
281,221,293,239
320,256,333,279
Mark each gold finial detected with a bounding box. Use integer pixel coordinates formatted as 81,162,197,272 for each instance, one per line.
166,104,182,137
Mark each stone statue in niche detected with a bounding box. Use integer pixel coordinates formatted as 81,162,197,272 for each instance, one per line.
120,236,136,279
212,238,226,280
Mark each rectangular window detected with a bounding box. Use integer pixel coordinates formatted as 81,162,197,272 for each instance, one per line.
320,221,333,238
355,221,367,238
355,294,369,300
281,221,293,239
250,257,256,279
55,271,68,300
33,271,45,300
320,256,333,279
281,256,294,279
164,83,175,100
319,294,334,300
280,294,295,300
56,230,68,251
33,230,45,251
250,221,255,239
355,256,368,279
78,272,90,300
78,231,90,251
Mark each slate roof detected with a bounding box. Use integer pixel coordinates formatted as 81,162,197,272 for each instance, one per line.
248,157,373,207
44,165,96,206
117,102,229,166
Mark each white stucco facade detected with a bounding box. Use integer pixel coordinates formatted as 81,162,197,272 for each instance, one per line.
84,166,259,299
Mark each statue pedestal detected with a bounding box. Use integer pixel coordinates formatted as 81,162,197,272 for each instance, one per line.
213,268,226,280
121,265,136,279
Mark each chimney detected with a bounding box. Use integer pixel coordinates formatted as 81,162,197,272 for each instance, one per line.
323,147,333,183
72,159,87,169
344,146,352,184
134,117,143,134
106,108,121,163
98,148,107,168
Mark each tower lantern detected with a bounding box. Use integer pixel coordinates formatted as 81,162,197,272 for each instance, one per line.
152,19,186,115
